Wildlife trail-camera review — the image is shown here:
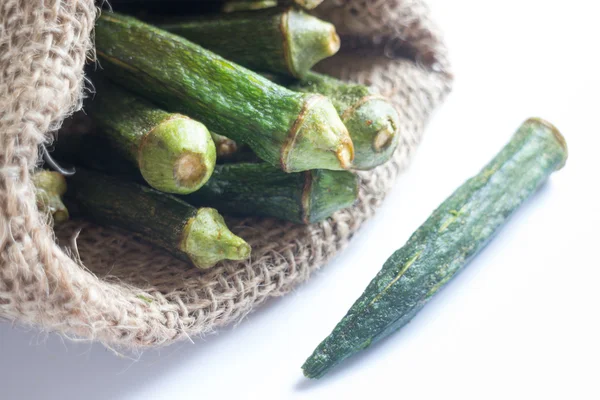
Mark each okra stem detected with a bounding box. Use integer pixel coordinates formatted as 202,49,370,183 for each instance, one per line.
211,133,239,159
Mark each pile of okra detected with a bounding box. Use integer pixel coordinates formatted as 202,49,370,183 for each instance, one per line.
38,0,402,270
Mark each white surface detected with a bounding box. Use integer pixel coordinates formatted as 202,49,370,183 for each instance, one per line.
1,1,599,399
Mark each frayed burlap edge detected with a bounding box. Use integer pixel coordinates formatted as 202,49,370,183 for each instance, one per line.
0,0,452,349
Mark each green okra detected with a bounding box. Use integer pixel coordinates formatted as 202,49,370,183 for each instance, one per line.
32,170,69,223
288,72,401,170
182,163,358,224
303,118,568,378
67,168,251,269
86,79,216,194
95,13,353,173
160,7,340,78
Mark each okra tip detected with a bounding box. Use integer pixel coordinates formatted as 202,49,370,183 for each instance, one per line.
301,349,333,379
286,9,341,77
282,95,354,172
138,116,216,195
181,208,251,269
525,117,568,169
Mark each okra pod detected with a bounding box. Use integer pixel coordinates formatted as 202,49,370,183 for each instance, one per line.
67,168,251,269
160,7,340,78
288,72,401,170
182,163,358,224
32,170,69,223
86,80,216,194
302,118,568,378
95,13,353,172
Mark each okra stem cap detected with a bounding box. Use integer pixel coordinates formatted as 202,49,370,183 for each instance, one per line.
138,116,216,194
341,96,401,170
282,95,354,172
285,9,340,77
181,208,251,269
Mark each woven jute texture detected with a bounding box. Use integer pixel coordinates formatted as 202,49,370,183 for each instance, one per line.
0,0,452,348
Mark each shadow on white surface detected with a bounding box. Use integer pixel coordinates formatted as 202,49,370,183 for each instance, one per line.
0,296,281,400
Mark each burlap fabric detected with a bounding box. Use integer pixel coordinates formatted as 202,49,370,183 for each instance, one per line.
0,0,452,348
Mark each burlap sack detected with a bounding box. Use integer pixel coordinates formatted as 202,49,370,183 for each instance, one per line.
0,0,452,349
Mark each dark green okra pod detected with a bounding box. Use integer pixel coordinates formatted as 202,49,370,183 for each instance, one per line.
32,170,69,223
67,168,250,269
288,72,400,170
182,163,358,224
95,13,353,173
303,118,568,378
86,79,216,194
160,7,340,78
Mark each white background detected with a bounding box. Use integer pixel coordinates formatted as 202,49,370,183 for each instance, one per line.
1,1,599,399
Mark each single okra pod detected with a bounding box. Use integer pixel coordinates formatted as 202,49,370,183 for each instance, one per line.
32,170,69,223
95,13,353,173
182,163,358,224
67,168,251,269
88,79,216,194
288,72,401,170
160,7,340,78
302,118,568,378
